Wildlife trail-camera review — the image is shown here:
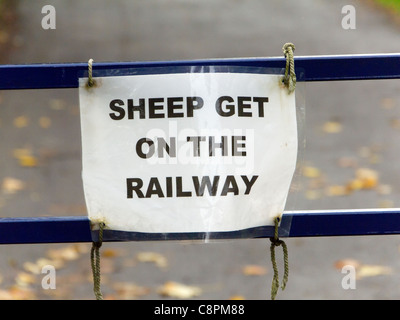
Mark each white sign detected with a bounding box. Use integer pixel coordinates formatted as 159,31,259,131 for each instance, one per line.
79,71,298,233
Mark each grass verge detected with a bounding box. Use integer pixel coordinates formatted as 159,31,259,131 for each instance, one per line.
374,0,400,15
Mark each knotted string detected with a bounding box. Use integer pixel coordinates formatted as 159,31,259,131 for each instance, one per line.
269,217,289,300
91,222,105,300
282,43,296,94
87,58,96,88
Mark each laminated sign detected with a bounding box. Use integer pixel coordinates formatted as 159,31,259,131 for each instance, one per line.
79,70,298,234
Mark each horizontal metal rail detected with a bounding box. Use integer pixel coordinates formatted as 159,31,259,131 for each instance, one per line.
0,53,399,90
0,209,400,244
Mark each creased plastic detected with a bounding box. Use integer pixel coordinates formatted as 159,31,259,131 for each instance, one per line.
79,66,299,236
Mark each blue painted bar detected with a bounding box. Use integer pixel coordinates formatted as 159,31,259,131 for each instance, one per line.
1,209,400,244
86,209,400,242
0,217,92,244
287,209,400,237
0,54,399,90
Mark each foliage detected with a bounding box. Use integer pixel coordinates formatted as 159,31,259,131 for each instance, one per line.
374,0,400,15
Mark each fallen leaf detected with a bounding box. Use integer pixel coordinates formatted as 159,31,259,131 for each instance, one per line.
113,282,151,299
1,177,26,194
380,98,395,110
38,257,65,270
305,189,321,200
230,295,245,300
23,258,65,274
157,281,202,299
322,121,342,133
23,262,41,275
242,265,268,276
355,168,378,189
357,265,393,279
137,251,168,268
390,118,400,130
18,155,38,167
345,168,379,193
73,243,91,254
102,248,119,258
334,258,361,270
12,148,38,167
334,259,393,280
39,116,51,128
15,272,36,287
302,166,321,178
47,245,80,261
346,179,364,192
102,248,126,258
0,286,32,299
325,185,350,197
13,116,29,128
7,286,36,300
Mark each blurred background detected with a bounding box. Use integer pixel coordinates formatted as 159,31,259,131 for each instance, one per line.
0,0,399,300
